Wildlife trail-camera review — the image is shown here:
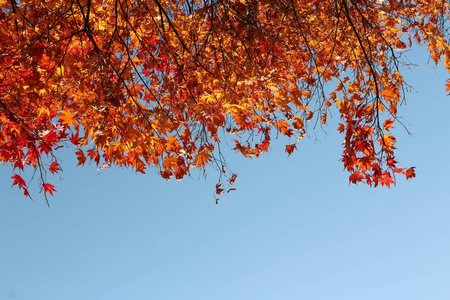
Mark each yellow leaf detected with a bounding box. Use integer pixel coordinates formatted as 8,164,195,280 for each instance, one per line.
382,134,396,149
59,110,77,127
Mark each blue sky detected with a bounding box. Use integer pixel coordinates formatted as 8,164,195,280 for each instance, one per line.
1,48,450,300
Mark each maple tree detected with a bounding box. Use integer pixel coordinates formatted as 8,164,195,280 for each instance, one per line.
2,0,448,204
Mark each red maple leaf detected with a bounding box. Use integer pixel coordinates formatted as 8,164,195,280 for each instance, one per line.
41,131,57,143
43,183,56,196
49,161,61,174
70,132,82,145
11,173,27,190
387,156,397,168
38,142,54,155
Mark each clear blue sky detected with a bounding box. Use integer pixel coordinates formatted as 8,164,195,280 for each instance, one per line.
1,48,450,300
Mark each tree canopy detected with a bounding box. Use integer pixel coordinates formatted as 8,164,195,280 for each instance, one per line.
1,0,449,202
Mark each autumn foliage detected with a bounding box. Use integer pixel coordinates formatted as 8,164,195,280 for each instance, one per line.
2,0,448,202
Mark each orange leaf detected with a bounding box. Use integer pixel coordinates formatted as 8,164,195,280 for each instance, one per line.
349,171,364,183
216,183,225,195
285,144,297,156
258,140,270,152
195,150,212,168
383,118,395,131
75,149,86,166
380,173,395,188
228,174,238,185
59,110,77,127
405,167,416,179
87,149,100,165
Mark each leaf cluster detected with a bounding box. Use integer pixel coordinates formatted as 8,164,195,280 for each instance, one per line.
2,0,449,202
